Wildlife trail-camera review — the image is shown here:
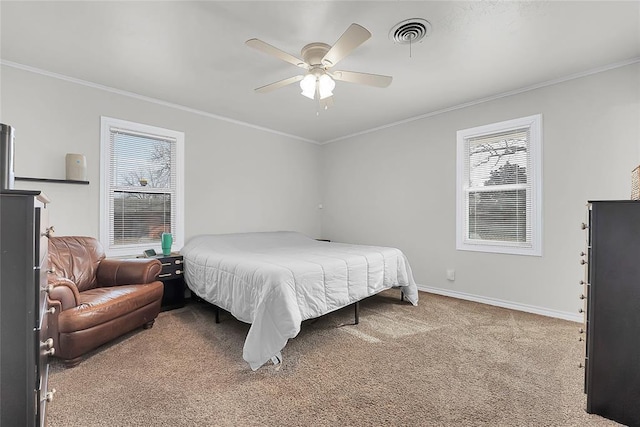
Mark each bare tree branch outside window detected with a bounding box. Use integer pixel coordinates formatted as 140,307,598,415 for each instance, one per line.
468,134,528,243
112,136,174,244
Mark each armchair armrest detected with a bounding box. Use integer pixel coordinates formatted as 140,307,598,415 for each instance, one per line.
96,258,162,287
48,277,80,310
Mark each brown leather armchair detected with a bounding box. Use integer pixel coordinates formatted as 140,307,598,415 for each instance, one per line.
47,236,164,367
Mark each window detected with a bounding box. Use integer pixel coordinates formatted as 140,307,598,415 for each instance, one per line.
100,117,184,256
456,114,542,256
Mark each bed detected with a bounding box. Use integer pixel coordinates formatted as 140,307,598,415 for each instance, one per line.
181,231,419,370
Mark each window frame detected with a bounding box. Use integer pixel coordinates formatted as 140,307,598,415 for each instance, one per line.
456,114,543,256
100,116,185,257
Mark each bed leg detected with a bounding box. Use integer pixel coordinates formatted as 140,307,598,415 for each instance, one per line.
215,306,220,324
354,301,359,325
400,290,405,302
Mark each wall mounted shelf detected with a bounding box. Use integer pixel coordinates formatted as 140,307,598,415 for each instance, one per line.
15,177,89,185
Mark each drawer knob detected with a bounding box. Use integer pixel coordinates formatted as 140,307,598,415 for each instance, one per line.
43,389,57,403
578,328,584,334
42,284,54,293
578,308,584,313
579,363,584,368
176,270,182,275
580,259,587,265
579,294,586,300
41,338,54,349
46,306,56,315
579,280,585,285
580,251,586,257
175,259,182,265
46,267,56,274
43,347,55,356
578,337,584,342
42,226,55,238
581,223,588,230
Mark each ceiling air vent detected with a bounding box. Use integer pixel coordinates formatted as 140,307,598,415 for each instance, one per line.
389,18,432,44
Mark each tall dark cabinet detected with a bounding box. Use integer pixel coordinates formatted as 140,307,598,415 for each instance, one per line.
1,190,56,426
582,200,640,427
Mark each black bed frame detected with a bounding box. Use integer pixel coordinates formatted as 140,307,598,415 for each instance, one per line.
201,288,405,326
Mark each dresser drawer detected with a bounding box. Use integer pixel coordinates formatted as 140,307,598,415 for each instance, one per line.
38,364,52,427
37,312,51,389
36,205,50,266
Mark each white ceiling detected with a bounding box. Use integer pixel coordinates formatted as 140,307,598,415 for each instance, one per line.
1,1,639,143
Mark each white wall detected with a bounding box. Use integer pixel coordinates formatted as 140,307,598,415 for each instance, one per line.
0,65,322,242
3,62,638,320
320,63,640,319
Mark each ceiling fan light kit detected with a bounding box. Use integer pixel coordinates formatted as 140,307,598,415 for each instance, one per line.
246,23,392,108
300,68,335,100
300,74,316,99
317,74,335,100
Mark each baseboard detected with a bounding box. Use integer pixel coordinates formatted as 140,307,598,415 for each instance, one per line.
417,285,582,323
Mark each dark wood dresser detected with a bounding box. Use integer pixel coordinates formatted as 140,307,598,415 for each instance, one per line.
581,200,640,427
1,190,56,426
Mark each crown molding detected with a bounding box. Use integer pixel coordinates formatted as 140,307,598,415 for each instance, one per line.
2,57,638,146
0,59,320,145
322,57,640,145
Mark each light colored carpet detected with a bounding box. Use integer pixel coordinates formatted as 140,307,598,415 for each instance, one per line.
47,290,620,426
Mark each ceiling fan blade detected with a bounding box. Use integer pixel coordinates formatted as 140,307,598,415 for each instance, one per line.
321,23,371,68
254,75,304,93
330,70,392,88
246,38,309,69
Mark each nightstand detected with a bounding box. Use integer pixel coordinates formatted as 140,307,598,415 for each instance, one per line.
156,254,185,311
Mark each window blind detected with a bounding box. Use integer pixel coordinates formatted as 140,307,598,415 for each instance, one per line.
107,128,177,247
464,127,532,246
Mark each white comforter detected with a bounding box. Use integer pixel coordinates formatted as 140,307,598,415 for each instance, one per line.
181,231,418,370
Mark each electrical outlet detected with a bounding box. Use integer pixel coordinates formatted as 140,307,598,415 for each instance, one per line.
446,269,455,281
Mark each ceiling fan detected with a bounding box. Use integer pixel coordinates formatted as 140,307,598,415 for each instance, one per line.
246,23,392,105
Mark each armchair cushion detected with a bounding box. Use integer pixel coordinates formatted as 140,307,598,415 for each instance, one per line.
58,283,163,333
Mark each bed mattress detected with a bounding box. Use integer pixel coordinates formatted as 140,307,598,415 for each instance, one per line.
181,231,418,370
